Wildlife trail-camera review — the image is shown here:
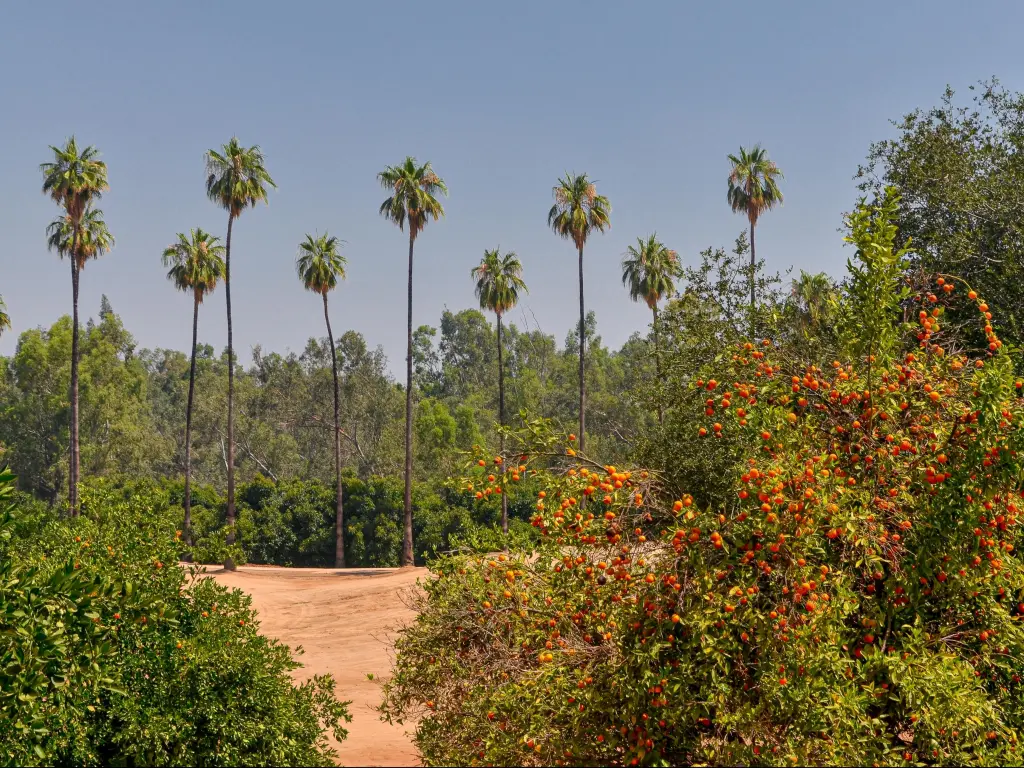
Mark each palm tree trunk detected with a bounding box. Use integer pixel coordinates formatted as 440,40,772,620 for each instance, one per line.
224,213,237,571
183,295,200,550
749,220,756,338
324,293,345,569
402,230,415,567
497,312,507,535
653,304,663,425
577,244,586,454
69,234,81,517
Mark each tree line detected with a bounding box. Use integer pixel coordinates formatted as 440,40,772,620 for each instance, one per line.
3,134,784,569
4,79,1023,568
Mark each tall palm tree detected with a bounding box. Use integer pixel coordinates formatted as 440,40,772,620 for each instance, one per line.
621,234,680,424
378,157,447,567
40,138,109,515
162,229,226,550
206,138,276,568
45,207,114,503
727,145,784,333
471,248,528,533
548,172,611,454
0,297,10,338
296,232,349,568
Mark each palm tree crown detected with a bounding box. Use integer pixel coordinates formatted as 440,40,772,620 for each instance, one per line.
472,249,528,316
162,229,226,302
727,145,784,226
377,157,448,237
789,270,836,336
548,172,611,249
0,297,10,338
46,207,115,269
205,138,277,218
621,234,681,309
40,137,108,221
296,233,348,295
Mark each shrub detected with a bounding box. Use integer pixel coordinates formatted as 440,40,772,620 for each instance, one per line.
381,194,1024,766
0,472,349,766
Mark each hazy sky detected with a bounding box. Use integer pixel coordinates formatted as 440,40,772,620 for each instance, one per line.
2,1,1021,374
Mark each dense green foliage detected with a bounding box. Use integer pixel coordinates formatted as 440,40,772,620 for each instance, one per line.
859,79,1024,354
0,469,348,766
382,193,1024,766
0,302,654,557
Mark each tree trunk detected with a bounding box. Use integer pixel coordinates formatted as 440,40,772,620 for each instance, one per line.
324,293,345,569
224,213,237,571
497,313,507,535
577,244,586,454
69,231,81,517
402,230,415,567
749,220,756,338
653,304,663,425
183,294,200,549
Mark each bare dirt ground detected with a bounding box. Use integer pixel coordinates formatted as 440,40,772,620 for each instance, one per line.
205,564,425,767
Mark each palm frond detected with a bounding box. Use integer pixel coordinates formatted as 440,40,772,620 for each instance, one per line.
473,248,528,316
621,234,680,309
548,172,611,250
162,228,226,302
0,296,10,337
47,206,114,270
377,157,447,239
727,144,785,223
206,137,277,218
40,137,108,221
296,231,348,295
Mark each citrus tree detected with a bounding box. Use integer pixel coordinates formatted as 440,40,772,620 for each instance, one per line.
381,192,1024,766
0,471,349,766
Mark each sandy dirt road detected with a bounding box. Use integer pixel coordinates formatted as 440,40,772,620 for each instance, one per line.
205,565,425,767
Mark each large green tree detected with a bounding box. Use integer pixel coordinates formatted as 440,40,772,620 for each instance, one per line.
206,138,276,568
0,306,160,501
621,234,680,424
377,157,447,566
40,138,109,515
548,173,611,453
296,232,349,568
471,248,527,533
162,228,225,547
727,145,783,332
858,80,1024,352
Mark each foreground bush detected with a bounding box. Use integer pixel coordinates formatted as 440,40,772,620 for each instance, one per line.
381,194,1024,766
0,474,349,766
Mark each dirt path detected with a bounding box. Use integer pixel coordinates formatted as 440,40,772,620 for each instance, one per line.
205,565,425,767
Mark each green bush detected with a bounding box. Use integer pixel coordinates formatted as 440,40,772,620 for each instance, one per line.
0,469,350,766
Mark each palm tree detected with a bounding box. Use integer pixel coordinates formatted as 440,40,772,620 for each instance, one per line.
206,138,276,568
378,157,447,567
0,297,10,338
471,248,528,533
789,270,836,339
40,138,109,515
548,173,611,454
44,207,114,500
162,229,226,550
621,234,680,424
727,145,784,334
296,232,349,568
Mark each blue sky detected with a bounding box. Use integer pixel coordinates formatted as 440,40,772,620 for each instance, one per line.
2,1,1021,373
